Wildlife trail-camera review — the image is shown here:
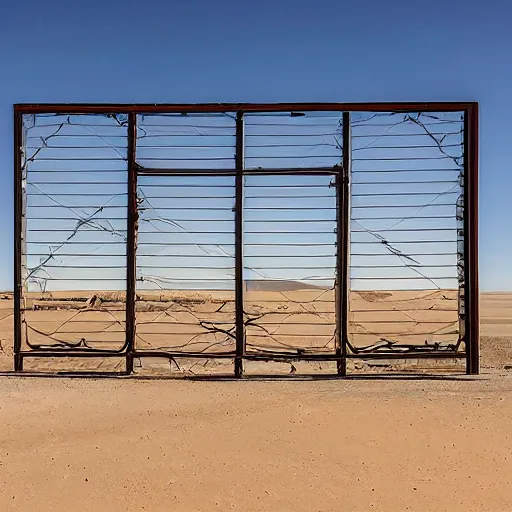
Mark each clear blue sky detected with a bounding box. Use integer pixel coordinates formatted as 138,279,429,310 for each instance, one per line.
0,0,510,291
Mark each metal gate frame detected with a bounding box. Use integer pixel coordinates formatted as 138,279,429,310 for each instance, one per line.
13,102,479,375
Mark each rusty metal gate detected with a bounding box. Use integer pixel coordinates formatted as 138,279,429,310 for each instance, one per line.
13,103,479,375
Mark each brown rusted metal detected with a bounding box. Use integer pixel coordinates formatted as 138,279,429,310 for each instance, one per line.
335,169,343,372
335,113,351,376
339,112,352,375
136,167,339,177
132,351,236,359
234,111,245,378
19,350,131,358
464,104,480,375
11,102,479,377
244,352,466,361
13,109,23,371
19,349,465,360
14,102,478,114
125,112,138,374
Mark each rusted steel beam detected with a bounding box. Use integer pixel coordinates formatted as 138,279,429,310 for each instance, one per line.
244,352,466,361
132,351,235,359
137,167,340,177
18,350,465,360
234,111,245,378
19,351,131,358
464,104,480,375
125,112,138,374
137,167,236,177
13,110,23,371
14,102,478,115
336,112,351,376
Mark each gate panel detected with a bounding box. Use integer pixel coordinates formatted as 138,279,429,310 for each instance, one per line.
133,113,237,358
242,111,342,359
243,174,337,356
348,112,465,357
19,113,128,357
135,175,236,355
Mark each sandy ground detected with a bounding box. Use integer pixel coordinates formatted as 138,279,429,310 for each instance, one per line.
0,288,465,372
1,288,511,372
1,373,512,511
0,292,512,510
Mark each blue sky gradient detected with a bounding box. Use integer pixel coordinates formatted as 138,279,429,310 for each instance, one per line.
0,0,511,291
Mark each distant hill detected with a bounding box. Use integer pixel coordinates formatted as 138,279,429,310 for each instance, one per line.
244,280,326,292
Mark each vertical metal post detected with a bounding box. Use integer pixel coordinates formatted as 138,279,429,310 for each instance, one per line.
125,113,138,374
13,109,23,371
336,112,351,376
335,122,343,374
464,104,479,375
234,111,245,378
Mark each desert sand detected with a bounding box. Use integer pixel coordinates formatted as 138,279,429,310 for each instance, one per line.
0,292,512,511
0,287,467,372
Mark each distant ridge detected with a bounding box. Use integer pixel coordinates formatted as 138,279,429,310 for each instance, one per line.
244,280,326,292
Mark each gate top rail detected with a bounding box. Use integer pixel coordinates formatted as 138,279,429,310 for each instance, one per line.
14,102,478,114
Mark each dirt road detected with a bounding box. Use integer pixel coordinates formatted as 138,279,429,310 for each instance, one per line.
1,373,512,511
